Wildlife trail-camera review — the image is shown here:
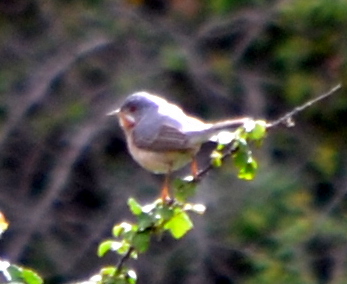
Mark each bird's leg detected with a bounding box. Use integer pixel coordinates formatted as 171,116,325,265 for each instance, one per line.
161,166,172,202
191,157,199,180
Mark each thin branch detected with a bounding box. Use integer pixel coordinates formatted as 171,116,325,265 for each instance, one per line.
267,84,342,128
116,246,135,274
194,143,239,182
194,84,342,181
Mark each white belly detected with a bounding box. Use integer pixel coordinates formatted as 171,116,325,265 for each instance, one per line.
128,139,199,174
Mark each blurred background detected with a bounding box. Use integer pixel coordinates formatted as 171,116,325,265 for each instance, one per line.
0,0,346,283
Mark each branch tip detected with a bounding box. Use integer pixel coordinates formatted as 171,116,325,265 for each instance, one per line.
267,83,342,129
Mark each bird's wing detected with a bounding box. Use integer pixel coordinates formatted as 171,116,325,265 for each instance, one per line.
132,116,193,151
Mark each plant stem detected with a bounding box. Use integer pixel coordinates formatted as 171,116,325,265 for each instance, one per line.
115,246,135,274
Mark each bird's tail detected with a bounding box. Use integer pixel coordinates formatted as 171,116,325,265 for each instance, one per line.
187,117,250,144
207,117,250,133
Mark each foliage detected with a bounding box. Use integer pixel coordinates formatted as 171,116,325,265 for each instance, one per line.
0,214,43,284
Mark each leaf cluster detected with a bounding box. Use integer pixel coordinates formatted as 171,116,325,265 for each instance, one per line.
96,198,205,284
0,214,43,284
211,120,267,180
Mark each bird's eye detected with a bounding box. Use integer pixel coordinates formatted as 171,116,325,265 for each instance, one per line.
128,105,137,113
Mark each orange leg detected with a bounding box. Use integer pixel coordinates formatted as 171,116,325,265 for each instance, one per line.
191,157,199,179
161,174,170,201
161,166,172,202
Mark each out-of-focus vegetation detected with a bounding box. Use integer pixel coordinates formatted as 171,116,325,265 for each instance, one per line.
0,0,346,283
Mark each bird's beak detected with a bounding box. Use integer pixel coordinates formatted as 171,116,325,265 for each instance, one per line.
108,108,135,129
107,108,120,116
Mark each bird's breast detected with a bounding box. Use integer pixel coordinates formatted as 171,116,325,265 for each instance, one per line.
127,136,199,174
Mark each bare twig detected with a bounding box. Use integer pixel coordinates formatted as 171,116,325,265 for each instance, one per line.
266,84,342,128
194,84,342,181
194,143,239,182
116,246,135,275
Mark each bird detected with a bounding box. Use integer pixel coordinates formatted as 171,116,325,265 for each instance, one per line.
108,91,249,201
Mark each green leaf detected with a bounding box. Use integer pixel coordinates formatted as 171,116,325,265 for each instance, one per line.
156,205,174,221
98,240,131,257
113,222,134,237
211,150,223,167
112,224,123,237
6,264,21,281
247,120,267,140
164,209,193,239
130,250,138,259
98,240,118,257
233,137,248,151
6,264,42,284
217,143,226,150
132,232,150,253
21,269,43,284
233,148,250,169
116,241,131,255
173,178,197,202
137,213,155,230
100,266,116,277
128,198,143,215
238,158,258,180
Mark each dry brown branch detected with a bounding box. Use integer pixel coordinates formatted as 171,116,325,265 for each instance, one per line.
0,37,112,148
6,114,110,260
